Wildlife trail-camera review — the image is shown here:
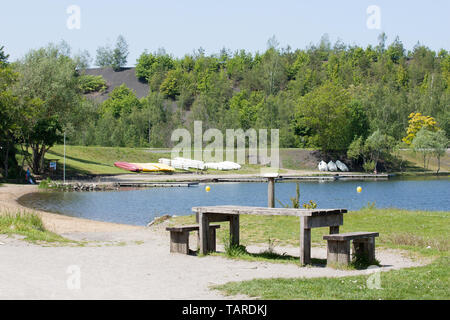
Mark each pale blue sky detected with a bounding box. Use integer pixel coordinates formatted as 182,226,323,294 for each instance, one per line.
1,0,449,66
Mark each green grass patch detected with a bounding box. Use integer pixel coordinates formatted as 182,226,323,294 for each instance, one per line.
397,149,450,173
213,256,449,299
171,208,450,257
0,211,76,244
43,145,172,175
25,145,288,176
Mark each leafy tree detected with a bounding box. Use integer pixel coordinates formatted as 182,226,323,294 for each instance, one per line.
95,45,113,68
101,84,141,118
136,51,156,81
160,69,180,99
78,75,107,93
0,47,20,178
112,35,129,71
386,36,405,64
73,49,92,71
429,130,448,173
347,131,395,172
295,82,355,152
95,35,129,71
135,50,175,87
347,136,365,166
0,45,9,66
402,112,439,145
225,50,253,83
13,44,81,174
364,130,396,172
441,54,450,92
412,128,448,172
228,90,263,130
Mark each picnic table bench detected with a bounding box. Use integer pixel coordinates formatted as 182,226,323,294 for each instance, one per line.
166,224,220,254
323,232,379,266
192,205,347,265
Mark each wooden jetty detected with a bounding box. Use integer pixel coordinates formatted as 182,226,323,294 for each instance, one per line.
118,182,199,188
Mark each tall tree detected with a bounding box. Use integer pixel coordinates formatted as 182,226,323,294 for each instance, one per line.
0,46,20,178
412,128,448,172
95,35,129,71
295,82,355,152
13,44,81,174
112,35,129,71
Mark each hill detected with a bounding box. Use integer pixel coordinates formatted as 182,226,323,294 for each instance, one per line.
83,67,149,102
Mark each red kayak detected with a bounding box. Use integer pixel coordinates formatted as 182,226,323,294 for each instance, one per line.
114,162,142,172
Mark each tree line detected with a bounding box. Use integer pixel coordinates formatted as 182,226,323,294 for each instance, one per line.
0,33,449,177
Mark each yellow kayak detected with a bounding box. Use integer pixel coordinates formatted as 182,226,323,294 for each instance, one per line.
130,163,175,172
153,163,175,172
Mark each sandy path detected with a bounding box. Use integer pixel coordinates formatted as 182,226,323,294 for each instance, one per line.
0,184,426,299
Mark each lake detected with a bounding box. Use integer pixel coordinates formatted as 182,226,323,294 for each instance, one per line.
19,176,450,226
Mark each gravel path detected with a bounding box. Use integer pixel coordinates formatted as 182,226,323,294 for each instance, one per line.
0,184,426,299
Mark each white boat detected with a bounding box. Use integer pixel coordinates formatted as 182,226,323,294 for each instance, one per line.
204,161,241,170
335,160,349,172
159,158,241,171
327,161,338,172
158,157,203,170
318,161,328,171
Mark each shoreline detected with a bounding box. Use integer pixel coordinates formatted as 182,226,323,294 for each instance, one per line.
0,184,141,234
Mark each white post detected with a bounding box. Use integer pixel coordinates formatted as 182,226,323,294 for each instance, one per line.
64,132,66,183
262,172,279,208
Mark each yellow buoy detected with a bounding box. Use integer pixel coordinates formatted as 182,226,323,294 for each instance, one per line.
205,186,211,192
357,186,362,193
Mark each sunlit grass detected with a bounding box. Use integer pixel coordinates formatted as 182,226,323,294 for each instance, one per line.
170,208,450,257
214,256,449,300
0,211,77,244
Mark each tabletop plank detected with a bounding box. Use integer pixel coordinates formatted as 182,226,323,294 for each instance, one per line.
192,205,347,217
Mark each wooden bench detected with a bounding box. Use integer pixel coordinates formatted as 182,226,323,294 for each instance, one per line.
166,224,220,254
323,232,379,266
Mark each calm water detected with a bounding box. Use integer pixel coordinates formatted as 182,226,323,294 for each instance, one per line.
19,177,450,226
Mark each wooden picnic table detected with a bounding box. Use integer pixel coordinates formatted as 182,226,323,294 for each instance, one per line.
192,205,347,265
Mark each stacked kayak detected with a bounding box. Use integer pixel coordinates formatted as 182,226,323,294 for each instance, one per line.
114,162,141,172
158,158,204,170
114,162,175,172
159,157,241,171
204,161,241,170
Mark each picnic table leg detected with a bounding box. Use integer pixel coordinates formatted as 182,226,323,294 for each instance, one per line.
229,215,240,246
198,212,210,255
329,226,340,234
300,217,311,265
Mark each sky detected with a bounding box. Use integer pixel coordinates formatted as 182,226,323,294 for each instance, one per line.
1,0,449,67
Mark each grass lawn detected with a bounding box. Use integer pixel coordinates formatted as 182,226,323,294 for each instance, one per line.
42,145,171,175
215,256,449,299
170,208,450,299
397,149,450,173
25,145,290,177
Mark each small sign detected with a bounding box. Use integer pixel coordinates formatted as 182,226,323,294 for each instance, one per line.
50,162,57,170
